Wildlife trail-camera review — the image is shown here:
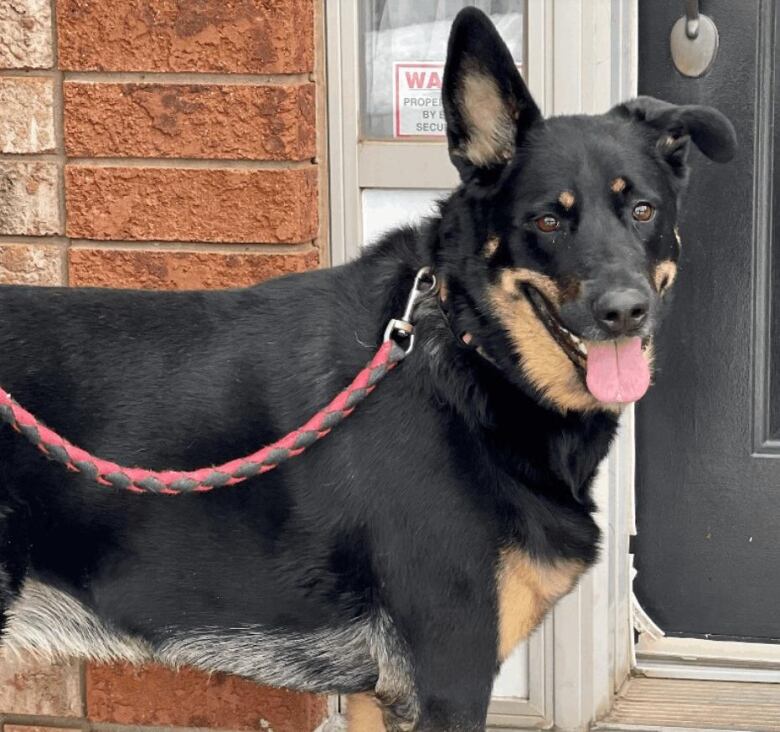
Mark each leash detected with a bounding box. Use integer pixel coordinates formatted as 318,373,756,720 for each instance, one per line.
0,268,437,495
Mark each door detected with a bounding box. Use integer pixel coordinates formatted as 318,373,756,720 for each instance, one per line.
635,0,780,643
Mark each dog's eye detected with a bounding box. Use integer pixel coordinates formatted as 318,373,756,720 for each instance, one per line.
632,202,655,222
535,215,560,233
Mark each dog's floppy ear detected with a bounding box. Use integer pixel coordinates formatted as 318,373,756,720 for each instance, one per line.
442,7,541,183
614,96,737,179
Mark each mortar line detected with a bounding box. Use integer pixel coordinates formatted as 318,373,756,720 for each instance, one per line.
0,153,61,162
0,712,88,728
0,69,59,79
68,240,318,255
49,0,67,254
63,71,312,85
0,154,316,169
0,235,69,245
313,0,329,268
65,158,316,170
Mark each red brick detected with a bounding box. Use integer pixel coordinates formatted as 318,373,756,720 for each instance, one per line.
85,662,327,731
65,166,318,243
0,242,63,284
0,649,82,716
69,247,318,289
64,82,316,160
57,0,314,73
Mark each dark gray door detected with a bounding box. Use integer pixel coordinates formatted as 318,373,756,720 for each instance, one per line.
635,0,780,642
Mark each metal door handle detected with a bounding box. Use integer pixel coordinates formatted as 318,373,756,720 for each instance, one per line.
685,0,700,38
671,0,719,77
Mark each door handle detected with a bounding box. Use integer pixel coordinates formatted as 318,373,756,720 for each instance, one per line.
670,0,720,77
684,0,700,38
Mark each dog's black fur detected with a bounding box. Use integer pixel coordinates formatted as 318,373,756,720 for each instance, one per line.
0,9,735,732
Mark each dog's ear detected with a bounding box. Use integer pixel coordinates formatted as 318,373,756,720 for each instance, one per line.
614,96,737,179
442,7,541,183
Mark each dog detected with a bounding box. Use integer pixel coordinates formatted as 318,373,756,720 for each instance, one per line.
0,8,735,732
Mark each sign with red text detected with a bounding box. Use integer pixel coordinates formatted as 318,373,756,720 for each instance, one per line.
393,62,446,137
392,61,524,138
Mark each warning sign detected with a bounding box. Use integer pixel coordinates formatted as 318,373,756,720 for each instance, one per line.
392,61,523,138
393,62,446,138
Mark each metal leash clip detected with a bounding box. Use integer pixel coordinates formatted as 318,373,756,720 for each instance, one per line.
383,266,438,356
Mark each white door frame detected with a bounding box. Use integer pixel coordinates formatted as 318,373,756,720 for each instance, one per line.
325,2,639,729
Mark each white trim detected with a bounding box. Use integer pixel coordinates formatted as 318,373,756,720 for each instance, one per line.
635,636,780,683
358,142,457,189
487,622,554,729
325,1,361,265
550,1,638,730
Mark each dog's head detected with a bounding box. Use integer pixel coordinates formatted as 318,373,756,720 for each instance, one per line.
436,7,736,414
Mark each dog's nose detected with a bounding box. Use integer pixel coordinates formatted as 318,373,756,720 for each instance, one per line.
592,288,649,336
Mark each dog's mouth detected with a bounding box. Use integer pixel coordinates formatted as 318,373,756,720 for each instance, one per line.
524,286,588,369
524,285,652,404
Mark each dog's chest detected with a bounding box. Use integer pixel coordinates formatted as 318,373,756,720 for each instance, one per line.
495,549,585,661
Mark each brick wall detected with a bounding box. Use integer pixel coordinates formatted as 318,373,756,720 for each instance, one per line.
0,1,330,731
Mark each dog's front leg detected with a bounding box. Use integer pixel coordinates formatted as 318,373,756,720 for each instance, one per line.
348,596,498,732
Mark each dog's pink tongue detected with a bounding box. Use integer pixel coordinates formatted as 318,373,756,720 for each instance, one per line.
585,337,650,404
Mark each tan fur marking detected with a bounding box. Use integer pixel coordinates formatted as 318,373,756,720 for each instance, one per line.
484,236,500,259
610,177,626,193
489,284,606,413
460,72,515,166
348,694,387,732
500,267,562,306
490,273,632,413
653,260,677,293
558,190,575,209
497,550,585,660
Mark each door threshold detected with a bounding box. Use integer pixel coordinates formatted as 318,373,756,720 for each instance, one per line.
594,677,780,732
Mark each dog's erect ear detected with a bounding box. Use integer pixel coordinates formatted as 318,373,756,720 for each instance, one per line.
443,8,541,182
614,96,737,178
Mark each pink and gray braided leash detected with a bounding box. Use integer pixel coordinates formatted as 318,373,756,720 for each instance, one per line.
0,267,438,495
0,339,407,495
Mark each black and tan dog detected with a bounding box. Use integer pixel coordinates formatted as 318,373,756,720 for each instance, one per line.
0,8,735,732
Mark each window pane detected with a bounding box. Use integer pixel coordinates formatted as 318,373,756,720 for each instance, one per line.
360,1,526,140
361,189,449,246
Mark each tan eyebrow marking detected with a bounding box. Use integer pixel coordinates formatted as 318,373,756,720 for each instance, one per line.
610,177,626,193
558,191,575,209
483,236,500,259
653,260,678,294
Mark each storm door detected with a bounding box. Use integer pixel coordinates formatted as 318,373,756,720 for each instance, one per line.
635,0,780,645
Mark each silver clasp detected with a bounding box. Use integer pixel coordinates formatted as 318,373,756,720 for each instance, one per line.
383,267,438,355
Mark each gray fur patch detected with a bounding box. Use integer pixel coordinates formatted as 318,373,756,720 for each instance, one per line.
3,582,415,710
3,580,153,663
156,620,379,693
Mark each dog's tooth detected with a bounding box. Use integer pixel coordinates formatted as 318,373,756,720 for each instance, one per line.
577,342,588,355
